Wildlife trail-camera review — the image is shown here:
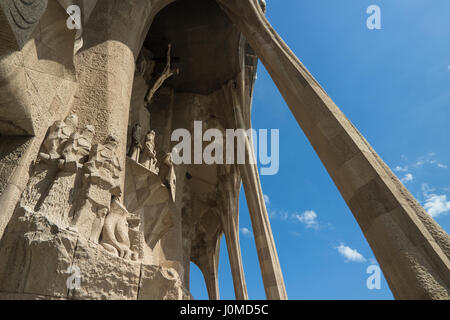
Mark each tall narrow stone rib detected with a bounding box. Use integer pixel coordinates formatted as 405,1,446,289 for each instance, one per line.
217,172,249,300
224,80,288,300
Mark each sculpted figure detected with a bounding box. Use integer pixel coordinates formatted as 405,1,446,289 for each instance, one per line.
59,125,95,172
36,124,96,221
72,135,122,242
84,134,122,197
100,199,135,260
159,152,176,202
127,213,144,260
21,115,79,211
128,123,142,162
40,114,78,162
141,130,159,173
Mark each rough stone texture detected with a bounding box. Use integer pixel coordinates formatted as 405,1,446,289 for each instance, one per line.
0,211,77,298
124,158,174,258
138,264,191,300
0,0,48,53
0,209,189,300
0,137,31,195
68,237,141,300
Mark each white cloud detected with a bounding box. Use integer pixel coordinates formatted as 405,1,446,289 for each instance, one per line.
437,163,448,169
240,227,252,237
263,194,270,205
335,244,366,263
421,183,450,218
394,166,408,172
294,210,319,229
424,194,450,218
400,173,413,183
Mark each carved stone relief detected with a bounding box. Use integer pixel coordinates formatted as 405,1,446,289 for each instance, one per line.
19,119,140,261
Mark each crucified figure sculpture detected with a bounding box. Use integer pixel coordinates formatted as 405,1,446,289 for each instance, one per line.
144,44,179,106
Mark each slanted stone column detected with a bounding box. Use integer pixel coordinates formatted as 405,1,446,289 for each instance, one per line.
222,79,288,300
217,166,248,300
217,0,450,299
191,236,221,300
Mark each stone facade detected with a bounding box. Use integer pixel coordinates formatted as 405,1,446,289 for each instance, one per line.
0,0,448,300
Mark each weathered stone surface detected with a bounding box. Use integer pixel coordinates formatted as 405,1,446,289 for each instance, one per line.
0,292,64,300
0,0,48,52
138,264,191,300
0,212,77,298
68,237,140,300
0,210,190,300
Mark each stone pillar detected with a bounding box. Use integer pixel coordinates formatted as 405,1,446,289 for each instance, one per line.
224,226,248,299
192,237,221,300
70,1,155,194
223,80,287,300
240,151,287,300
217,0,450,299
217,167,248,300
204,242,221,301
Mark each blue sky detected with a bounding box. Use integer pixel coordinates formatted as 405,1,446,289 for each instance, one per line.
190,0,450,300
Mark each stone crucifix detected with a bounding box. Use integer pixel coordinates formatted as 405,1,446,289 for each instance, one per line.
144,43,179,106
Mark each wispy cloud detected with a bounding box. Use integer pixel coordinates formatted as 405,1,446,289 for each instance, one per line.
422,183,435,194
394,165,408,172
294,210,319,229
264,194,327,230
400,173,413,183
268,209,289,220
412,153,447,169
393,153,447,174
265,194,289,220
263,194,270,205
240,227,252,237
335,244,366,263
